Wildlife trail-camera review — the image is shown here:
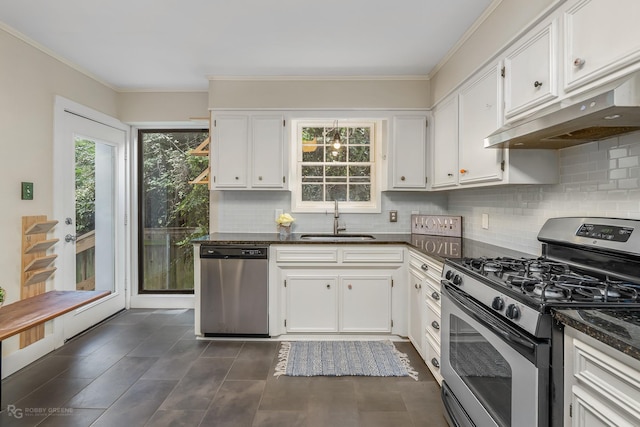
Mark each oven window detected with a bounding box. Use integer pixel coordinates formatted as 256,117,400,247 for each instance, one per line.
450,315,512,427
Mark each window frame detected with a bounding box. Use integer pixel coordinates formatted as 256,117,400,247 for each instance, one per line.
291,118,382,213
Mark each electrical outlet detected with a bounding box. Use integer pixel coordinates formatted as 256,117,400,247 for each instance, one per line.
482,213,489,230
21,182,33,200
389,210,398,222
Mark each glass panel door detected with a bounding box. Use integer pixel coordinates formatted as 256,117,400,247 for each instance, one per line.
74,138,116,292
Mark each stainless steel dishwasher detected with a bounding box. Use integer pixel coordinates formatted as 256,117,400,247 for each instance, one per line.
200,245,269,337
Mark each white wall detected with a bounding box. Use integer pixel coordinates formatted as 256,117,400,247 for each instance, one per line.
429,0,555,104
0,28,118,306
118,91,209,124
447,133,640,255
209,78,430,109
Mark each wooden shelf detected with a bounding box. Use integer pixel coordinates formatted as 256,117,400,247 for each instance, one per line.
189,136,210,156
189,166,210,185
21,215,60,348
24,267,57,286
24,254,58,272
25,220,58,235
25,238,59,254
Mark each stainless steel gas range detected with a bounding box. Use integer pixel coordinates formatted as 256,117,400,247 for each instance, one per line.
439,217,640,427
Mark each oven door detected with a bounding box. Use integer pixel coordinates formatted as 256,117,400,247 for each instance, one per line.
441,283,550,427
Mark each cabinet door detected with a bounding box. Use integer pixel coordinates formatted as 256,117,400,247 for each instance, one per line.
212,115,248,188
458,63,504,185
431,95,459,188
340,276,391,333
251,115,286,188
504,19,558,120
286,276,338,333
564,0,640,91
391,115,428,189
408,269,424,358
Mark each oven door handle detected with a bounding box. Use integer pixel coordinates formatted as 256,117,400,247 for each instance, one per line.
443,283,536,355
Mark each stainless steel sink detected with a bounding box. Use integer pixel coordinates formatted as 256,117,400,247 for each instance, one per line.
299,234,376,241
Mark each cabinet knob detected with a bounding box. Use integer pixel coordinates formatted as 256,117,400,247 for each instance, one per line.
431,320,440,330
235,176,239,180
533,80,543,88
573,57,585,68
431,291,440,301
400,176,406,181
447,173,454,177
414,283,420,289
421,263,429,271
459,169,467,174
431,358,440,368
348,284,352,290
326,284,331,289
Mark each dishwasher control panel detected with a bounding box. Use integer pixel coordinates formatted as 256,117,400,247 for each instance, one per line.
200,245,268,259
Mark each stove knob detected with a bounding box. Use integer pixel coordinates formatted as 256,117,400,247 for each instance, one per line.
445,270,453,280
491,297,504,311
505,304,520,320
452,275,462,286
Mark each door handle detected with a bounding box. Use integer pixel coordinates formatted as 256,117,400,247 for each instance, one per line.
65,234,77,242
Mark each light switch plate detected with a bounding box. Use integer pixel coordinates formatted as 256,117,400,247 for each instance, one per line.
21,182,33,200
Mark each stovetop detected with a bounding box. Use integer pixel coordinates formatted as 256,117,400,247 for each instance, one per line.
453,256,640,306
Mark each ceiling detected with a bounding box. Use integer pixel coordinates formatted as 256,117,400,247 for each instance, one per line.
0,0,494,91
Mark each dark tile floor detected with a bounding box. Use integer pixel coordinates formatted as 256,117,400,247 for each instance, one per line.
1,309,448,427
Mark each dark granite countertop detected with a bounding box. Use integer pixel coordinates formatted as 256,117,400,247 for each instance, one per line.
194,233,538,264
553,309,640,361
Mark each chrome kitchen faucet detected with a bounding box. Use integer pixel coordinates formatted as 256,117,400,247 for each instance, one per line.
333,200,346,235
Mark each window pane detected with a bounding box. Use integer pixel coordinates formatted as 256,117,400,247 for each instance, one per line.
350,127,370,144
139,130,209,293
302,184,323,201
326,166,347,177
302,165,323,178
326,145,346,162
349,145,370,162
327,184,347,201
349,184,371,201
349,165,370,177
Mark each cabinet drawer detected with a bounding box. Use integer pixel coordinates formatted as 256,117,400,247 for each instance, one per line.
342,248,404,263
573,338,640,418
425,303,441,345
425,280,441,308
276,247,338,263
425,335,443,385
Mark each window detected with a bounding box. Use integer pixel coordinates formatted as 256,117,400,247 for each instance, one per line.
293,120,380,212
138,129,209,293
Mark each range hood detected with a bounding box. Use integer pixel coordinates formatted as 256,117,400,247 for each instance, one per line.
485,73,640,149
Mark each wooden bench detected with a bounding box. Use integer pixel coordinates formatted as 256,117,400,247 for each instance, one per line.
0,290,110,407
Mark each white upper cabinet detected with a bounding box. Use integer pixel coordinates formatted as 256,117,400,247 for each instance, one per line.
211,112,286,190
212,115,248,188
431,95,459,189
251,115,286,188
563,0,640,92
503,18,559,121
389,114,428,190
458,62,504,185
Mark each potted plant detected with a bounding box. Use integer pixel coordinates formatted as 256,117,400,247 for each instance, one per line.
0,286,5,307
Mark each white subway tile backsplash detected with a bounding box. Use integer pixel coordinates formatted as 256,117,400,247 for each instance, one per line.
609,147,628,159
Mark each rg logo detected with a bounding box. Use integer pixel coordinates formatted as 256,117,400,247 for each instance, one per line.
7,405,24,419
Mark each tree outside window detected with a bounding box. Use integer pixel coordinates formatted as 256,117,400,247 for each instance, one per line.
138,129,209,293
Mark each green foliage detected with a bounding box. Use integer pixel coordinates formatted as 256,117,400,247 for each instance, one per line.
75,139,96,235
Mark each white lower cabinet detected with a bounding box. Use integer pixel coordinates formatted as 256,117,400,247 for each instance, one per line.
564,327,640,427
284,272,393,333
285,276,338,333
272,245,405,337
408,248,443,384
340,276,392,333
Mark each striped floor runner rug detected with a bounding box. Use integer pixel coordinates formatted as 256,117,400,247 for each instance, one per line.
274,340,418,380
